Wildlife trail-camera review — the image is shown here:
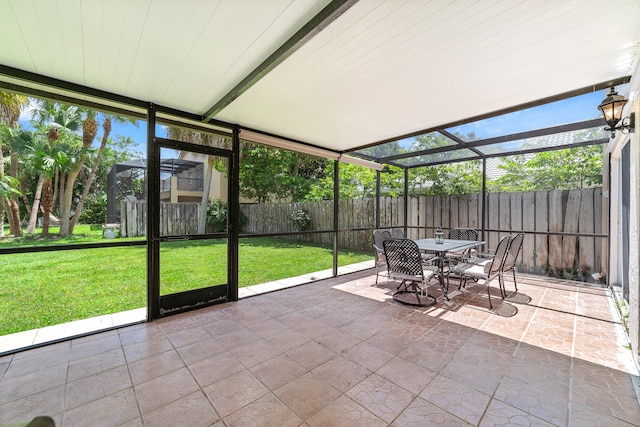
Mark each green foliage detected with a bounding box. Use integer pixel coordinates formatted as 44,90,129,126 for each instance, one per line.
0,175,20,198
206,198,229,232
78,194,107,224
206,198,247,233
240,143,329,203
492,145,603,192
289,209,311,230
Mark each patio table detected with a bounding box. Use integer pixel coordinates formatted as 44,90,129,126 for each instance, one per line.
414,238,485,257
414,238,485,299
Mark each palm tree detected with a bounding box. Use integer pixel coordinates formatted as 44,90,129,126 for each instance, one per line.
30,101,83,236
69,113,137,233
0,91,28,237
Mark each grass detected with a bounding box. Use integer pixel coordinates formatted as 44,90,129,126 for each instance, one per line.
1,228,372,335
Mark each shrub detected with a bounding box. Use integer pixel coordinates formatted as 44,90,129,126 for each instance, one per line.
289,209,311,231
79,194,107,224
206,199,247,233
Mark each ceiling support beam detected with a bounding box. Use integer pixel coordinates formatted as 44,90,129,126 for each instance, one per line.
202,0,359,122
439,129,485,157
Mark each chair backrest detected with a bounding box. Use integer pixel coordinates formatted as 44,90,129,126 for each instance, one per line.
503,232,524,270
373,229,392,254
449,228,478,241
383,238,424,277
390,228,405,239
485,234,511,274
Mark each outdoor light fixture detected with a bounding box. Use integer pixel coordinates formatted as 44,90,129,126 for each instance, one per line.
598,86,635,138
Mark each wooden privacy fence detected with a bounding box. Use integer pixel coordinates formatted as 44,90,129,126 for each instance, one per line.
120,187,605,277
120,200,200,237
240,187,605,277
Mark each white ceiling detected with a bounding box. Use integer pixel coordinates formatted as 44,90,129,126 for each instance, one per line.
1,0,639,152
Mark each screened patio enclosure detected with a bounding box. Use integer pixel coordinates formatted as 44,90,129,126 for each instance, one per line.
1,0,639,362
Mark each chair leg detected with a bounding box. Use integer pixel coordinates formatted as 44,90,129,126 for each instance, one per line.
512,267,518,292
498,273,506,299
487,282,493,309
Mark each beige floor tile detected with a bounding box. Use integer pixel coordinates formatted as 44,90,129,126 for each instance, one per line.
494,375,568,426
286,340,338,370
421,374,491,426
188,351,246,388
312,355,371,393
128,349,185,385
175,336,226,365
307,395,386,427
391,396,472,426
63,387,140,427
275,372,342,420
204,370,269,418
134,367,199,414
346,373,414,423
376,356,436,395
250,353,308,390
344,341,394,372
65,365,132,410
67,347,127,382
222,393,302,427
142,390,220,427
479,398,556,426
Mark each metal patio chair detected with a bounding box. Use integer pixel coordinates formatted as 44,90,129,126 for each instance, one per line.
502,232,524,295
445,228,479,267
373,229,392,284
390,228,405,239
447,234,511,308
383,238,446,306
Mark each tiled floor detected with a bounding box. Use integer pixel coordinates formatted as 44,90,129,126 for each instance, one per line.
1,270,639,426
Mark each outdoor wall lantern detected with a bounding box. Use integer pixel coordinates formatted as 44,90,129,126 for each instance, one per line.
598,86,635,138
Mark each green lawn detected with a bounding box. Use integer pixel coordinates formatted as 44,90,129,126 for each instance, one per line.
1,227,372,335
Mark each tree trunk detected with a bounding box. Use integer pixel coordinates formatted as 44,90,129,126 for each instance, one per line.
59,163,82,236
0,207,4,238
26,174,45,234
8,152,21,236
1,198,12,237
41,178,53,237
69,117,111,233
54,169,61,220
9,199,21,236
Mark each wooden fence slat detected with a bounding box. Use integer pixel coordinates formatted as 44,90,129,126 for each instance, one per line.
535,191,549,271
510,192,523,263
499,192,511,239
594,187,604,274
469,194,479,230
548,190,563,273
562,189,581,270
450,197,459,229
425,195,434,236
487,193,500,251
521,192,536,268
579,188,595,275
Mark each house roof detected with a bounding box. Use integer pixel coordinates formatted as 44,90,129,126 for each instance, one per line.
1,0,639,164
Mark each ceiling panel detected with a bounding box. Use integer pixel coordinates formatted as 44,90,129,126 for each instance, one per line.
216,0,640,151
0,0,639,155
